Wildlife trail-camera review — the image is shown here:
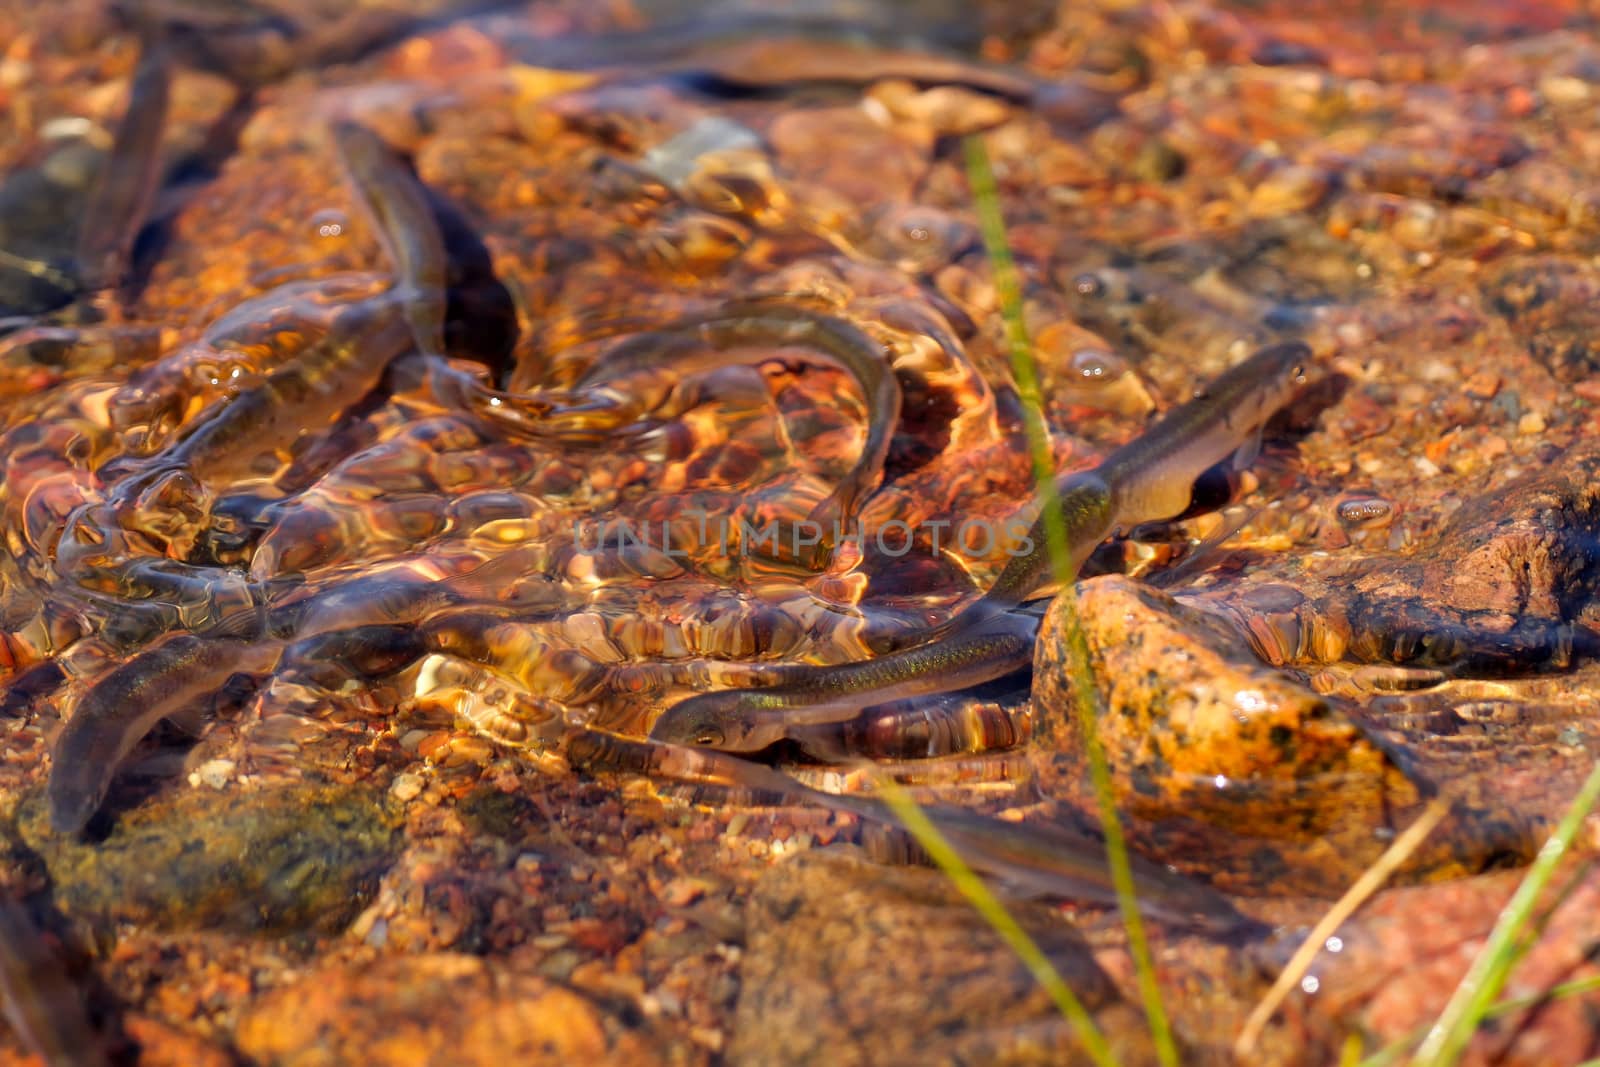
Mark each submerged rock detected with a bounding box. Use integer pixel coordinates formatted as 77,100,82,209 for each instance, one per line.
730,847,1160,1066
236,953,675,1067
1032,575,1429,894
16,780,400,935
1264,861,1600,1065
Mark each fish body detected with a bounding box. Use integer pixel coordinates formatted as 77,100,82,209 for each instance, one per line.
985,341,1307,608
650,609,1037,751
330,121,449,362
76,41,172,293
0,895,105,1067
653,342,1308,738
790,697,1029,762
48,633,280,833
576,730,1246,929
579,301,901,564
165,290,412,482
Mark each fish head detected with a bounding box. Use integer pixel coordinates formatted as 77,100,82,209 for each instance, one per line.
650,697,735,750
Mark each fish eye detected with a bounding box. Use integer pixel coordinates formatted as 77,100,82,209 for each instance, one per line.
309,208,348,239
1070,347,1124,381
1072,272,1105,298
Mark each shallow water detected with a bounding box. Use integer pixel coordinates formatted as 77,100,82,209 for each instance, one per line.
2,0,1600,1062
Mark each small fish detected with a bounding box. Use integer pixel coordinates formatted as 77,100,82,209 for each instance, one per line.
985,341,1308,607
572,730,1246,929
116,0,516,89
578,300,901,565
655,344,1308,731
0,894,106,1066
504,13,1118,130
331,122,601,428
76,40,172,293
650,610,1037,751
850,800,1248,930
48,633,281,833
330,121,448,362
278,623,428,689
789,697,1029,762
266,574,458,639
163,285,413,483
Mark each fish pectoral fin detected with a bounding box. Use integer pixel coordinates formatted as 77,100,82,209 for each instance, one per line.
161,703,213,738
1230,424,1264,471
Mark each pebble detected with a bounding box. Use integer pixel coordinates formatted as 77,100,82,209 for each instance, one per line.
389,773,426,802
657,876,710,907
190,758,236,791
1462,370,1500,400
398,729,432,753
1518,410,1547,435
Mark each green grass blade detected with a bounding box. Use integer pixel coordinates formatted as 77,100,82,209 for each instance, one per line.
1236,795,1452,1058
1360,973,1600,1067
1412,761,1600,1066
872,775,1119,1067
964,133,1180,1067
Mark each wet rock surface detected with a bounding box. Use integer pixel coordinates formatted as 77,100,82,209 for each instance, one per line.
1033,576,1426,895
13,780,400,935
236,953,678,1067
731,847,1158,1066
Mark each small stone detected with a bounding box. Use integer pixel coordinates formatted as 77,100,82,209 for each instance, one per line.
1518,411,1546,435
398,729,431,753
417,731,453,760
1423,432,1457,466
440,735,495,768
1539,74,1591,105
190,758,236,791
1462,371,1500,400
1247,162,1328,217
389,773,426,802
121,1014,234,1067
235,955,650,1065
658,876,711,907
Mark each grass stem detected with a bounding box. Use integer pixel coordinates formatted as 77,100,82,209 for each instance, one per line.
964,133,1178,1067
873,774,1119,1067
1235,795,1451,1057
1411,761,1600,1066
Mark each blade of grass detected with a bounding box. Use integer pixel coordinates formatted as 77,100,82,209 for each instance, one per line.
1234,795,1452,1057
1412,760,1600,1066
872,773,1119,1067
1361,973,1600,1067
964,133,1178,1067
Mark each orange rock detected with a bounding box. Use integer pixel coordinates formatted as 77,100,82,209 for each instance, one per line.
235,954,674,1067
1462,369,1500,400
